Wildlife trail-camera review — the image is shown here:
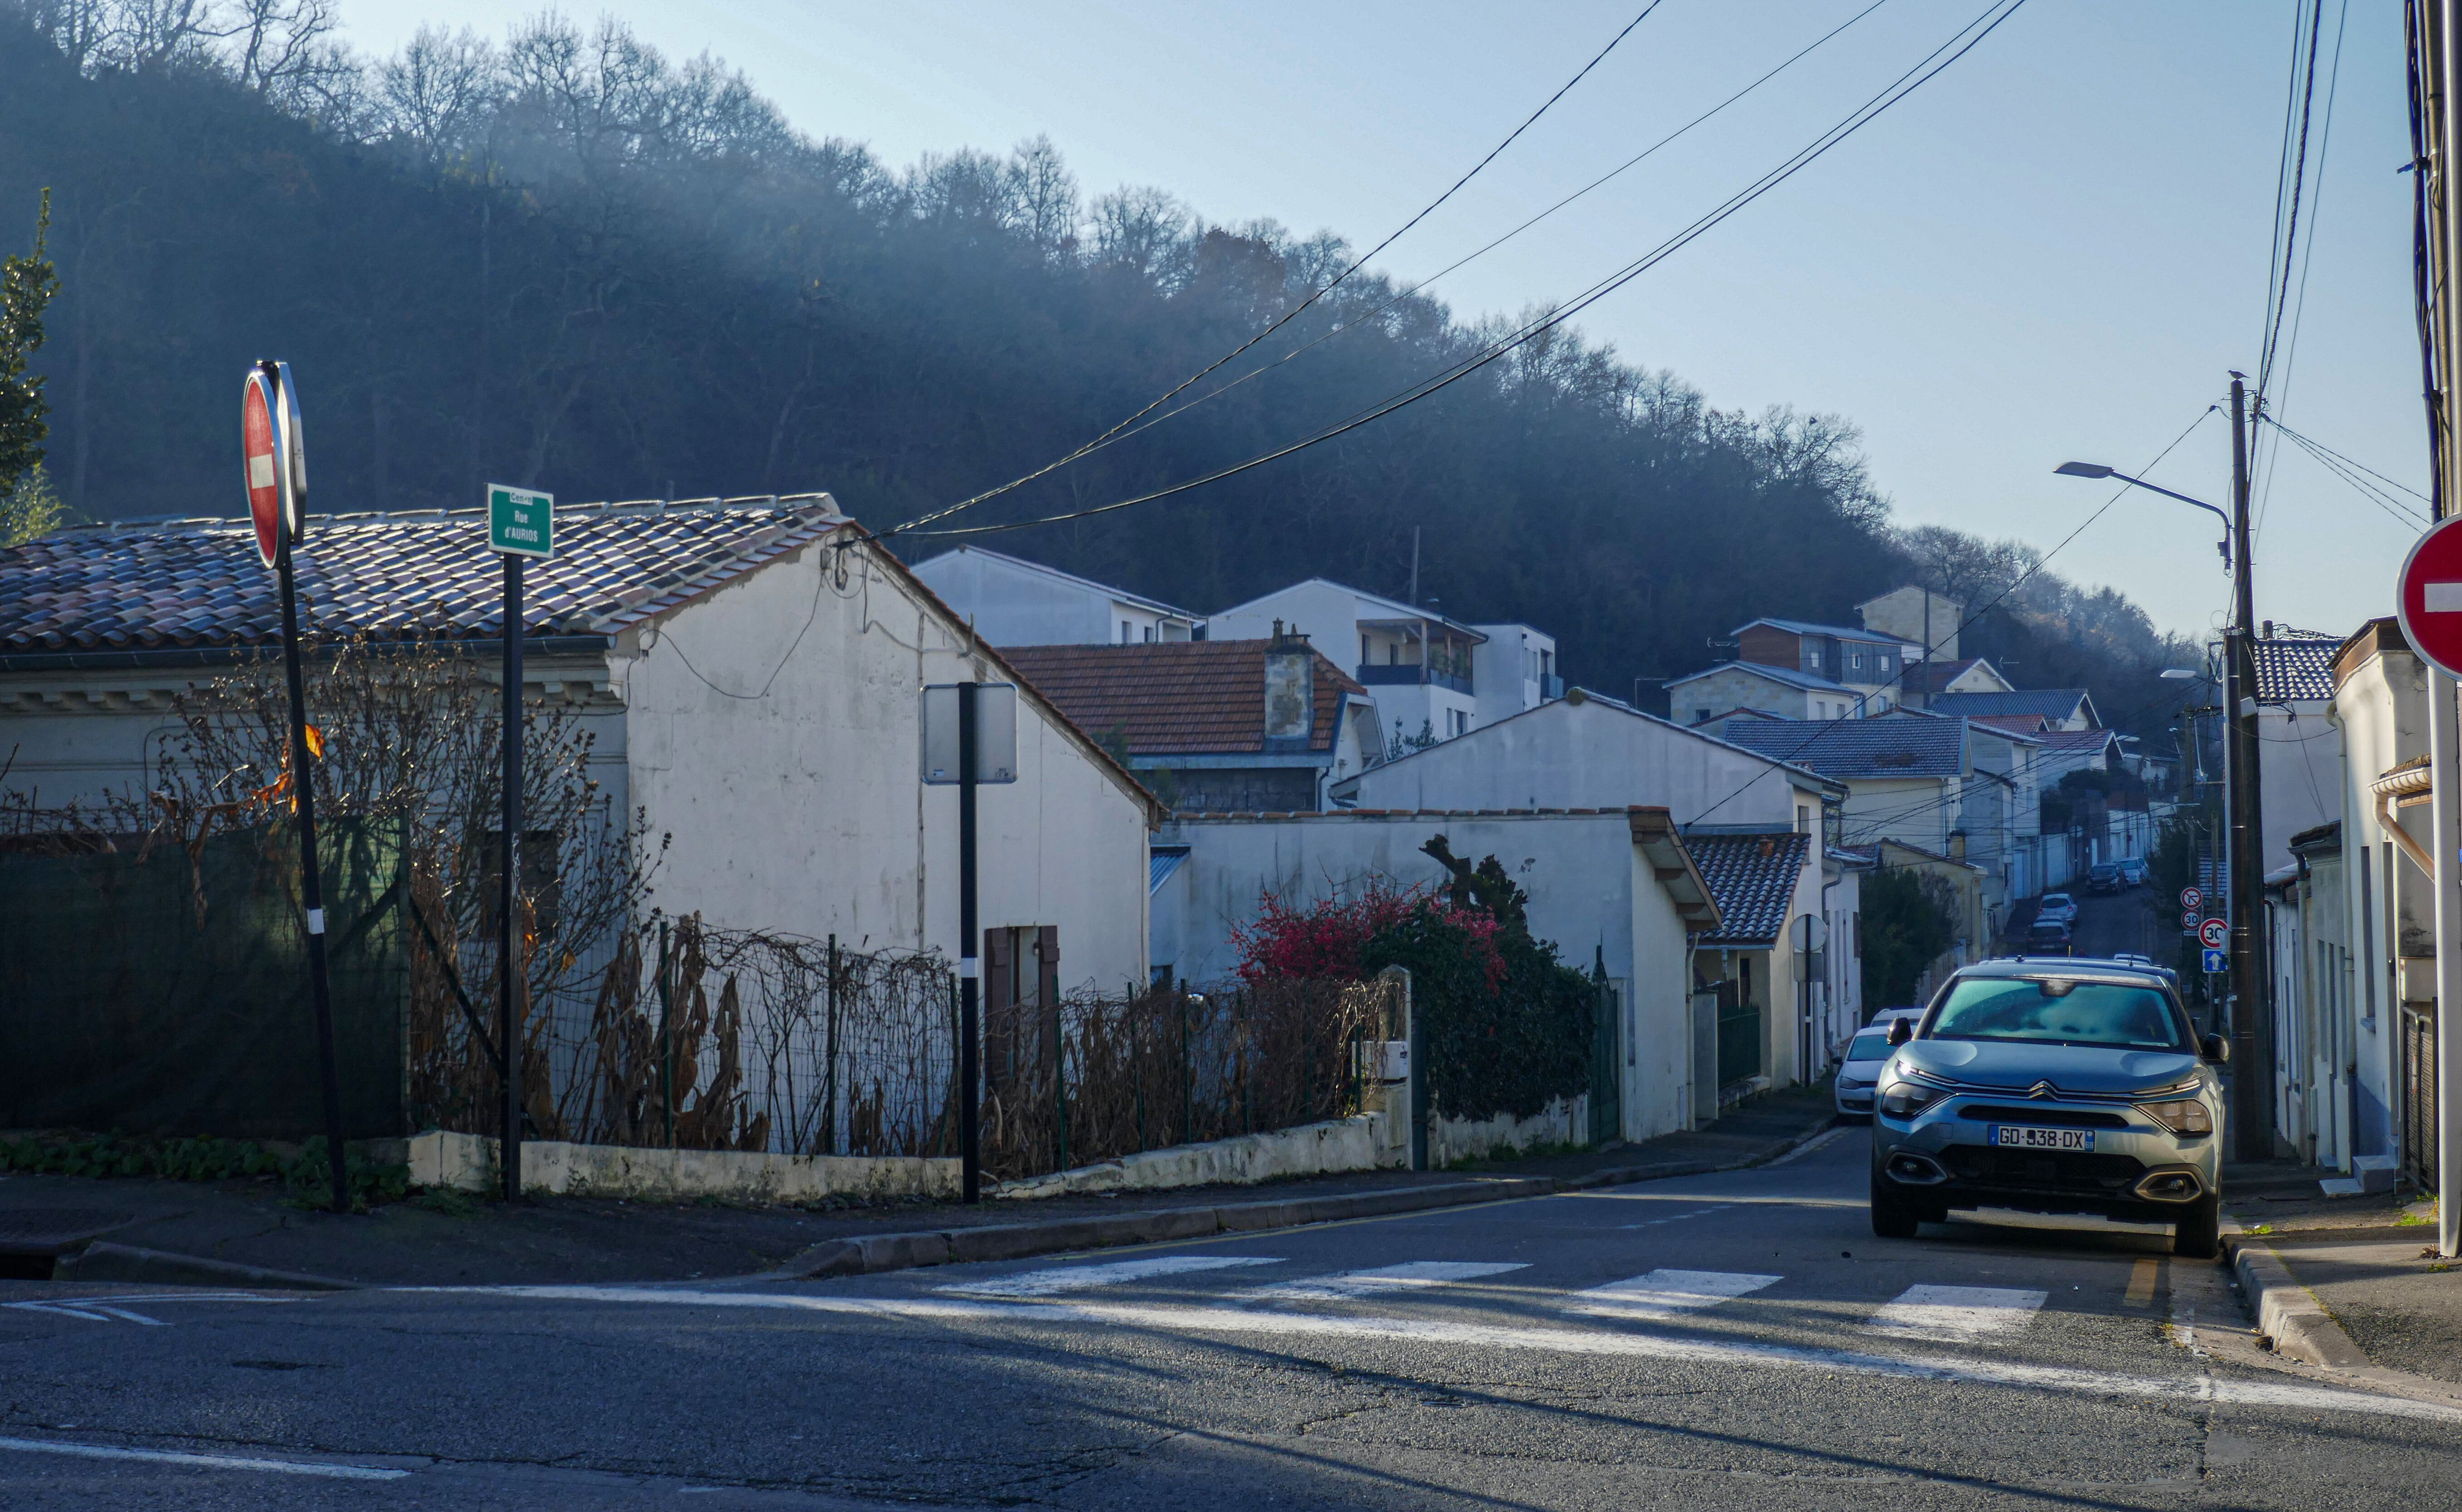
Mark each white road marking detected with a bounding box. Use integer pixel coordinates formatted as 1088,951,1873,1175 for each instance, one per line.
3,1293,297,1326
0,1434,409,1481
1239,1261,1526,1301
1770,1127,1853,1165
433,1285,2462,1425
1564,1269,1782,1321
1616,1204,1731,1230
934,1255,1281,1297
1866,1285,2047,1345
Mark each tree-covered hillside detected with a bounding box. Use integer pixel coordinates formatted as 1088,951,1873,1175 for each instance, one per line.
0,3,2199,732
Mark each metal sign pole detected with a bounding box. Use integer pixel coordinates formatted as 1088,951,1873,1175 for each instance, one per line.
501,549,524,1202
277,537,351,1217
958,679,981,1203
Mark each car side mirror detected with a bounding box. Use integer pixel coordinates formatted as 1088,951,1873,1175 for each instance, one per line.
2201,1034,2230,1064
1887,1017,1914,1047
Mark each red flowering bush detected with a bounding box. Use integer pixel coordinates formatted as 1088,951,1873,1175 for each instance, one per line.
1231,879,1502,990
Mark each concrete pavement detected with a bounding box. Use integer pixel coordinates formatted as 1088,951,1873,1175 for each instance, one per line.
4,1129,2458,1508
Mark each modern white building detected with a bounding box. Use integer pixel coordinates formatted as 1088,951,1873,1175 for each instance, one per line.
910,545,1200,647
1209,579,1560,747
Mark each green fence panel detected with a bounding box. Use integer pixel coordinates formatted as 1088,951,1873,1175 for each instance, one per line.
1715,988,1761,1089
0,820,408,1139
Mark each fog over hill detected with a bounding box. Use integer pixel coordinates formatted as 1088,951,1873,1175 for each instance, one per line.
0,2,2200,734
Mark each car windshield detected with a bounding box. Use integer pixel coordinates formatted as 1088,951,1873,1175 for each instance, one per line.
1844,1031,1891,1063
1928,977,2189,1051
2043,894,2072,907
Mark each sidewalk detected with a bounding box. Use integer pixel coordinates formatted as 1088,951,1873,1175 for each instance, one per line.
0,1082,1840,1289
2223,1159,2462,1384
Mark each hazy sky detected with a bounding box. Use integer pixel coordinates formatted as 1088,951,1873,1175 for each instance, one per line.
335,0,2424,643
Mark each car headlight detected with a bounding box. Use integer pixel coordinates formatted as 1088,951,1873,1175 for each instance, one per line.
1880,1080,1940,1118
2137,1099,2213,1137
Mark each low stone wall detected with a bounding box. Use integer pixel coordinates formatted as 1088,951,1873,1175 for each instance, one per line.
994,1113,1398,1199
1427,1096,1588,1168
384,1130,961,1203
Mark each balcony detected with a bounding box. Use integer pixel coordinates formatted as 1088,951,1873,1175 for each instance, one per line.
1356,663,1472,696
1541,674,1564,701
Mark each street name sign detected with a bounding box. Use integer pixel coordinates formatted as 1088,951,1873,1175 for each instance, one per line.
2178,886,2201,911
2398,515,2462,678
2198,917,2229,951
488,485,555,559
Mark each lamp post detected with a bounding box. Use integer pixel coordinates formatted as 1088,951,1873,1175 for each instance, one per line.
2056,376,2271,1162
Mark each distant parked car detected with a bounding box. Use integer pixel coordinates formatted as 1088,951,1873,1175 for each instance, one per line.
2118,857,2150,887
2036,892,2079,926
2085,863,2123,895
1834,1026,1894,1119
2024,919,2074,957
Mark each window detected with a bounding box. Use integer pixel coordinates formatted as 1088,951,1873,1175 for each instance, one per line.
1930,977,2191,1052
1142,624,1154,643
1694,708,1711,724
1361,634,1370,665
1807,648,1822,669
1448,709,1468,738
1851,653,1865,672
1118,622,1132,644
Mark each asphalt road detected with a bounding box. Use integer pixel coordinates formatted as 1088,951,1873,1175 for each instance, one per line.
4,1134,2458,1510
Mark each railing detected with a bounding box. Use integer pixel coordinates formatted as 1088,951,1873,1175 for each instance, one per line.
1541,674,1565,700
1355,663,1473,696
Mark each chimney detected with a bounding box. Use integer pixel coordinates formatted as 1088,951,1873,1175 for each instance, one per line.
1264,625,1314,749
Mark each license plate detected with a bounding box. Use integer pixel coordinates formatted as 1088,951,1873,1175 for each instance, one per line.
1991,1125,2093,1152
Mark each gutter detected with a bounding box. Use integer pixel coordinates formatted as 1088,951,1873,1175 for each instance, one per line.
2370,761,2435,878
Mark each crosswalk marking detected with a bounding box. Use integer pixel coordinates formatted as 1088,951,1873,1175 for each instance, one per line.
1239,1261,1527,1302
1,1292,297,1327
1563,1269,1781,1321
1865,1285,2047,1345
934,1255,1281,1298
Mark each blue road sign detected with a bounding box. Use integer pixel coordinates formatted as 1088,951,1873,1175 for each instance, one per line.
2202,948,2228,975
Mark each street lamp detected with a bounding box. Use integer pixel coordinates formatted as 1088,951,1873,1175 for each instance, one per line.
2054,461,2232,569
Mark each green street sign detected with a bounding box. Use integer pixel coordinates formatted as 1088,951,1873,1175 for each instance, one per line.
487,484,554,559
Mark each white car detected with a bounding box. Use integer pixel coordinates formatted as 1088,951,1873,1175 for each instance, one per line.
1834,1026,1895,1119
2036,892,2079,927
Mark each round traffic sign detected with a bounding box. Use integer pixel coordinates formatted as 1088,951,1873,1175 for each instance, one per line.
241,368,283,569
2179,910,2199,931
2198,917,2228,951
2178,886,2201,911
2397,515,2462,678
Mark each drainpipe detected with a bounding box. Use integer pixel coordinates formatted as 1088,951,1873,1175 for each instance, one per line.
2372,763,2436,879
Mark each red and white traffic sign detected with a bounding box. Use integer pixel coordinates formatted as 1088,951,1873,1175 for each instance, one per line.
2198,917,2229,951
242,368,283,568
2177,886,2201,911
2398,515,2462,678
2179,909,2199,931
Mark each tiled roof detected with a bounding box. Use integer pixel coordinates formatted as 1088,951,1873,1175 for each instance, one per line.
2252,638,2337,702
1710,716,1966,779
1000,640,1364,756
2034,728,2120,758
1902,657,2008,695
1929,689,2095,724
1667,660,1853,694
0,497,843,655
1739,616,1911,645
1967,712,2051,734
1685,831,1811,946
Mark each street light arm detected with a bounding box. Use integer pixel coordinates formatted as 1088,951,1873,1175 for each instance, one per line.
2106,471,2233,536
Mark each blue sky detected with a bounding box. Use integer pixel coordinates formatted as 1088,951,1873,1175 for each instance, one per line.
336,0,2426,642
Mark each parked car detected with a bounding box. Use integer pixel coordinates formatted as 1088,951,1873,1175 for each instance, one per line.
2024,919,2074,957
2035,892,2080,926
2117,857,2150,887
1868,956,2230,1256
2085,863,2124,895
1835,1026,1895,1119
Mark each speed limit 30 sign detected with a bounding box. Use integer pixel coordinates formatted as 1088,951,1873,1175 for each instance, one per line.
2198,917,2229,951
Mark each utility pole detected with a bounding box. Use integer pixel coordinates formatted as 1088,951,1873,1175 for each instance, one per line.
2224,373,2273,1162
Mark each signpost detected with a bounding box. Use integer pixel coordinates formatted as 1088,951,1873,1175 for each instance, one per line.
921,682,1019,1203
241,362,351,1217
2198,917,2229,952
2395,511,2462,1258
486,483,552,1201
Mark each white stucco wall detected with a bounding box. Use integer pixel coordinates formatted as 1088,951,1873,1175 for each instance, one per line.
1334,696,1829,829
2330,639,2425,1169
1668,668,1820,724
909,547,1191,648
2258,697,2341,875
1158,808,1702,1140
620,535,1153,989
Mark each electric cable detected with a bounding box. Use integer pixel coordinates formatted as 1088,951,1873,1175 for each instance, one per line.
2254,0,2350,542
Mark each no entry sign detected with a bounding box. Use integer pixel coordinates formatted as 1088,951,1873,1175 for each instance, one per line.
241,369,283,568
2398,515,2462,679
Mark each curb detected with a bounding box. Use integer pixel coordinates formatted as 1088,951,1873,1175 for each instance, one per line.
2224,1233,2370,1370
763,1114,1840,1281
52,1242,363,1292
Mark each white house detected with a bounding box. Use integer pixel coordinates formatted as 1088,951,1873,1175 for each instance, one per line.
0,497,1162,990
910,545,1200,647
1856,585,1964,662
1668,660,1875,724
1209,579,1556,746
1150,805,1722,1138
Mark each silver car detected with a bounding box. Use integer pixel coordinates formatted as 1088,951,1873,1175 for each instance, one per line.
1869,957,2229,1257
1834,1026,1893,1119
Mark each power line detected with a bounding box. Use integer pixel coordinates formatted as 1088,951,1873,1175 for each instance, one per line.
2253,0,2350,543
2259,411,2430,504
915,0,1900,492
2256,0,2326,401
2258,413,2429,529
887,0,2031,546
884,2,1666,542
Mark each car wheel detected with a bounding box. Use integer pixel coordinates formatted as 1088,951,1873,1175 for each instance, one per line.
1871,1171,1920,1239
2172,1193,2221,1259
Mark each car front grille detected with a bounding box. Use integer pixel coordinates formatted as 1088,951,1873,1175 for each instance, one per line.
1956,1104,2132,1129
1940,1144,2146,1194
